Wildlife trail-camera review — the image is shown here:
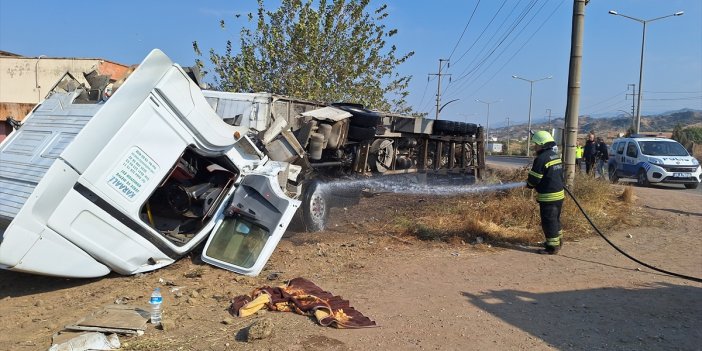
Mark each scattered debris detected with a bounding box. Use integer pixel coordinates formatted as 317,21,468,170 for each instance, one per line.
184,269,204,279
266,272,282,281
246,318,274,342
64,305,149,336
626,234,633,239
230,277,376,329
49,332,120,351
158,278,178,286
113,296,132,305
475,236,484,244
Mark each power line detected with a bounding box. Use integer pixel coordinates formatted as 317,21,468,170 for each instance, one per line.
458,0,567,101
446,0,555,100
643,90,702,94
451,0,510,67
416,77,432,112
447,0,542,93
447,0,482,61
444,0,547,98
581,89,629,112
450,0,533,85
643,96,702,101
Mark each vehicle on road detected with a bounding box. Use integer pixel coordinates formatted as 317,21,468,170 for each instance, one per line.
608,136,701,189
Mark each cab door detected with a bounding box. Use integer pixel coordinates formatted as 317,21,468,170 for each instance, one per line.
621,142,640,177
201,173,300,276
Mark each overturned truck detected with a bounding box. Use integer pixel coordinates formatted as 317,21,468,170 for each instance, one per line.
202,92,486,231
0,49,484,278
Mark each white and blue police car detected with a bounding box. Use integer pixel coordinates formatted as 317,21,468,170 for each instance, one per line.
608,136,701,189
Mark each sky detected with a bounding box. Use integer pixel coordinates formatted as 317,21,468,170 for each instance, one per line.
1,0,700,128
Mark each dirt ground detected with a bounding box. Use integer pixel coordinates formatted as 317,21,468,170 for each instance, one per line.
1,180,701,351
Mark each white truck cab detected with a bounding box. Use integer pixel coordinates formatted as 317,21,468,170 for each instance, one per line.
608,136,701,189
0,50,300,278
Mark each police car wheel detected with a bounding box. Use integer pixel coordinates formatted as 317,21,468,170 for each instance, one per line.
637,169,650,187
608,165,618,183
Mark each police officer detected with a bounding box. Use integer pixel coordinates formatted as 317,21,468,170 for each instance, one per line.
575,142,584,172
526,131,564,254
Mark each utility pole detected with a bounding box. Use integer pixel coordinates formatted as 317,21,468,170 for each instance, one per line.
625,83,636,131
564,0,587,187
429,59,451,119
546,108,552,131
506,117,511,155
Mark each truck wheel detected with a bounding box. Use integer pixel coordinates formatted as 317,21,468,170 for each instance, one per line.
609,165,619,183
433,120,456,135
369,139,395,173
684,183,699,189
332,104,381,127
301,180,328,232
636,169,650,187
464,123,478,135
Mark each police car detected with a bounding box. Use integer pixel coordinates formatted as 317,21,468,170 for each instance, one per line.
608,136,701,189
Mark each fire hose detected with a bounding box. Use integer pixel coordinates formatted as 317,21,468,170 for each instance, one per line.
563,186,702,283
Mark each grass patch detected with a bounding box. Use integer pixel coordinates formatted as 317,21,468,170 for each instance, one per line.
389,168,639,247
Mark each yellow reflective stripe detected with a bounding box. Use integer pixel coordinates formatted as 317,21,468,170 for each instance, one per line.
529,170,543,179
545,238,561,247
537,190,565,201
545,159,562,168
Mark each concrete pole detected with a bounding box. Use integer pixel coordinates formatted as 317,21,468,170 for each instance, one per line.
564,0,587,187
506,117,511,155
435,60,442,119
526,83,534,157
634,22,646,134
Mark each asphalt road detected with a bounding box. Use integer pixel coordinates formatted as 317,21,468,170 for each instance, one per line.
486,155,702,195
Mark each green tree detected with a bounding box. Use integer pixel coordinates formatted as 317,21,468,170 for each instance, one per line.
194,0,414,113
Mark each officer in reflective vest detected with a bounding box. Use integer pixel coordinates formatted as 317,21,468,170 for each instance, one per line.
526,131,565,254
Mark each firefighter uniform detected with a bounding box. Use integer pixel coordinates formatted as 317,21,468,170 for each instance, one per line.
526,131,564,254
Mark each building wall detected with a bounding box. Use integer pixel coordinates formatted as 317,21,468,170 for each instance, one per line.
0,57,130,120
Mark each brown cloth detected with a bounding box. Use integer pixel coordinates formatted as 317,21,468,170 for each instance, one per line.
229,277,377,329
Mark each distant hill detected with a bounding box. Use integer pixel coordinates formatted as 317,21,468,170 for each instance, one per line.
491,109,702,140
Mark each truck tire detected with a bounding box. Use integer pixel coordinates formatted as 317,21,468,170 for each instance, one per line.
464,123,478,135
332,103,381,127
433,120,456,135
301,180,328,232
348,125,376,141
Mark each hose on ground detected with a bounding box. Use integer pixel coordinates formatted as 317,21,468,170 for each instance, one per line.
564,186,702,283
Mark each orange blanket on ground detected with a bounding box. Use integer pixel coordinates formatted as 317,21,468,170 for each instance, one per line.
229,277,377,329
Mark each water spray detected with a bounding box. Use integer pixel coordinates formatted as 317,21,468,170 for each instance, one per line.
319,177,525,197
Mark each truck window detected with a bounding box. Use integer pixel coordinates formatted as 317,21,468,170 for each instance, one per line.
626,142,638,158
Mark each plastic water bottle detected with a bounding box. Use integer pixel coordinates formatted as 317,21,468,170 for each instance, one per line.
149,288,162,324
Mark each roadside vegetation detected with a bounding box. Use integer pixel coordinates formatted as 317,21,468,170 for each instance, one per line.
390,168,643,248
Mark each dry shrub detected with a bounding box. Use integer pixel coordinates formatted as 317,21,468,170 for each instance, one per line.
390,171,639,247
620,185,634,204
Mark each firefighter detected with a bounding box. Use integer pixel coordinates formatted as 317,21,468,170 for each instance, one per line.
526,131,564,254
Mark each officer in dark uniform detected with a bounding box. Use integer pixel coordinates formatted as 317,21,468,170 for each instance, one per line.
526,131,565,254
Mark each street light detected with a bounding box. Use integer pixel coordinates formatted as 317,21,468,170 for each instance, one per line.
512,75,552,156
476,99,500,151
609,9,684,134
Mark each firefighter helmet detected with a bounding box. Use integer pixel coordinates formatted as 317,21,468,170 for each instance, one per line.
531,130,555,145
